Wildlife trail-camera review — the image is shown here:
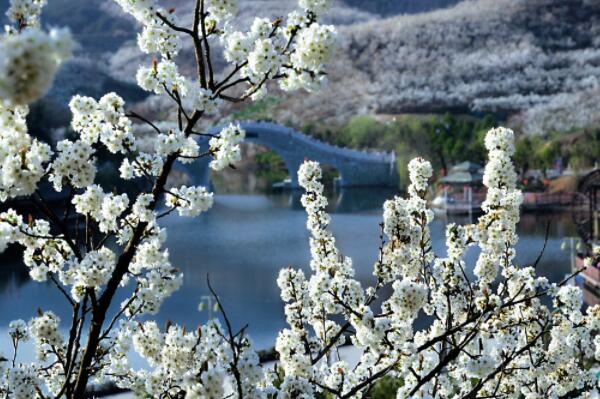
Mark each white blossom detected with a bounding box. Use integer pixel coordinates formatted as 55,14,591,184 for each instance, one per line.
49,139,96,191
209,123,245,171
206,0,237,24
0,104,52,200
289,23,336,73
299,0,331,15
8,320,28,342
165,185,214,217
6,0,47,27
0,27,73,105
247,38,283,77
16,2,594,399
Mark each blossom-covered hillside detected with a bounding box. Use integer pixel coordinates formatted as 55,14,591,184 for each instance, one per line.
339,0,600,133
3,0,598,135
211,0,600,135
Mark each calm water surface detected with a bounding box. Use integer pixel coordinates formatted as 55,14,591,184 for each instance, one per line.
0,190,582,350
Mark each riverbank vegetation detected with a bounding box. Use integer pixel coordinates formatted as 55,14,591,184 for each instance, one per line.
236,97,600,188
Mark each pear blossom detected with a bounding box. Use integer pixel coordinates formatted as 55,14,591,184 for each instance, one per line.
247,38,283,77
165,185,214,217
6,0,47,27
0,104,52,200
209,123,246,171
0,27,73,104
206,0,237,24
49,139,96,191
290,23,336,73
299,0,332,15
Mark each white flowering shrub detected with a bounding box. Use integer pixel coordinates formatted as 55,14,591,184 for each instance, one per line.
277,130,600,398
1,0,600,398
0,0,337,397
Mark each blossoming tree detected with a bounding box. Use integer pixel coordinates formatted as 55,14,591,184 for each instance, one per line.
1,0,600,398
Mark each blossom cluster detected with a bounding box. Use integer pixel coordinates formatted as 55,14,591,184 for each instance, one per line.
273,128,600,398
376,157,434,282
62,247,117,301
72,185,129,233
0,208,72,281
155,128,199,161
69,93,136,153
209,123,246,171
475,127,522,285
0,0,338,396
101,318,271,398
113,0,181,57
0,104,51,200
5,0,46,27
165,185,214,217
0,1,73,105
18,0,600,397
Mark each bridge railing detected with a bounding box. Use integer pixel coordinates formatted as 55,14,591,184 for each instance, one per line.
209,121,397,164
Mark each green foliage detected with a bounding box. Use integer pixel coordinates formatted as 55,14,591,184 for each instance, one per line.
338,116,390,148
514,136,536,174
535,140,561,169
306,113,496,188
423,112,490,172
514,129,600,175
565,130,600,170
307,113,594,185
234,97,282,121
368,376,403,398
255,150,289,186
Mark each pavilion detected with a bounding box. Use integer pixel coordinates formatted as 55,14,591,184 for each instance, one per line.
436,162,485,214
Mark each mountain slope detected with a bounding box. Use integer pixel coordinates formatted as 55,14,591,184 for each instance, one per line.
261,0,600,134
2,0,598,135
342,0,600,116
340,0,461,15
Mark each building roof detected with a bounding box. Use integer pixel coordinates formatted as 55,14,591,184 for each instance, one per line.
439,162,483,185
452,161,482,173
579,169,600,192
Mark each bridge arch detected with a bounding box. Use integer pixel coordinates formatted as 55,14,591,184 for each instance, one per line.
181,121,398,189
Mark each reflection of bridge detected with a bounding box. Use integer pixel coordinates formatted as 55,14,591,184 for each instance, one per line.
283,187,398,213
179,121,398,189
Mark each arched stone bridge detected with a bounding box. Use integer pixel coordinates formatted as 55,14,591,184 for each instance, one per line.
180,121,398,189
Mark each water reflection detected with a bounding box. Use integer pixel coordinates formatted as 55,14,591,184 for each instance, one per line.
0,247,30,291
280,187,399,213
0,191,580,349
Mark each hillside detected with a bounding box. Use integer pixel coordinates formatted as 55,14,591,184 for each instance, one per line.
337,0,600,132
342,0,461,15
0,0,457,53
0,0,461,78
2,0,599,136
156,0,600,136
0,0,379,54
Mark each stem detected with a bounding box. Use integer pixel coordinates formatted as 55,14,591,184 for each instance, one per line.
71,111,202,398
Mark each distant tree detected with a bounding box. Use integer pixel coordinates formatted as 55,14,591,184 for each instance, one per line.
514,136,535,177
425,113,492,173
339,115,390,148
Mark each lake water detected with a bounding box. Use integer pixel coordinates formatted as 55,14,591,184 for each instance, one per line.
0,190,584,350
